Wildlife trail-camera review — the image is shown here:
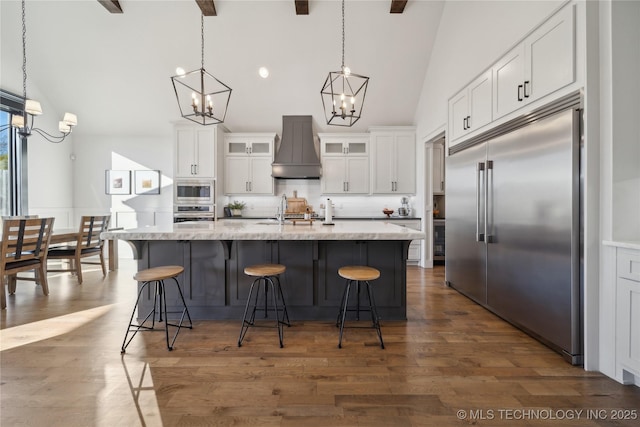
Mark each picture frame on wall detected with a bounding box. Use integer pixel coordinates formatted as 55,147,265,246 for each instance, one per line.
134,170,161,195
105,170,131,195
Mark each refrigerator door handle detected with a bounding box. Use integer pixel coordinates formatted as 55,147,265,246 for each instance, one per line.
486,160,494,244
476,162,485,242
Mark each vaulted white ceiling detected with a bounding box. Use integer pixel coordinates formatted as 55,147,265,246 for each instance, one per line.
0,0,444,137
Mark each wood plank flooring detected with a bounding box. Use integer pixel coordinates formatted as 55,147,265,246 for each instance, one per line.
1,261,639,426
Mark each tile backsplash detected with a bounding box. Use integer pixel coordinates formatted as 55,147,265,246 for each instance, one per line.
223,179,418,218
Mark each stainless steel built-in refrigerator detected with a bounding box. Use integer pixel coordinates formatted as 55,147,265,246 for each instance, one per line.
445,106,582,364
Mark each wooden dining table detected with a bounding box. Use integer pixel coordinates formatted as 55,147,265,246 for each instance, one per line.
49,229,118,271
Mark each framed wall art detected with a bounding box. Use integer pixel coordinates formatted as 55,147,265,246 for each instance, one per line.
134,170,161,195
105,170,131,195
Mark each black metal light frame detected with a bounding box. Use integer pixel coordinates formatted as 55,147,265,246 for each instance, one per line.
320,0,369,127
171,13,231,126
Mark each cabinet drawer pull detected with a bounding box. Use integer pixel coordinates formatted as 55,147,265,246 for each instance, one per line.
517,84,523,101
524,80,530,98
463,117,467,130
466,115,471,129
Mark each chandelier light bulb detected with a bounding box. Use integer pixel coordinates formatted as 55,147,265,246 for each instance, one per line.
175,67,186,77
258,67,269,78
343,66,351,76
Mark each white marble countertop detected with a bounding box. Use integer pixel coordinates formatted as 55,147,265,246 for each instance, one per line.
603,240,640,251
101,219,425,241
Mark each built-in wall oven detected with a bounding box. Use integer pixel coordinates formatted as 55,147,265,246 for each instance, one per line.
174,179,216,222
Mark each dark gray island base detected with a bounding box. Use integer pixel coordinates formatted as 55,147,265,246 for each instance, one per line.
133,239,410,320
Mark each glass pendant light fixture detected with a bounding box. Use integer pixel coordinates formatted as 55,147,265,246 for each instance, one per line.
0,0,78,142
171,13,232,126
320,0,369,127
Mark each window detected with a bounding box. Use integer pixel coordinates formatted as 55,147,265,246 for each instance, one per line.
0,90,27,216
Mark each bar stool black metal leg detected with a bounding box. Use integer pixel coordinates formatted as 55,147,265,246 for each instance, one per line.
274,276,291,327
238,278,259,347
265,276,283,348
163,276,194,351
338,280,352,348
365,281,384,349
336,278,349,327
356,281,361,321
121,281,153,354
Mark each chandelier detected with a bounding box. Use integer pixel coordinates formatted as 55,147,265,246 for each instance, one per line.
320,0,369,127
0,0,77,143
171,13,231,126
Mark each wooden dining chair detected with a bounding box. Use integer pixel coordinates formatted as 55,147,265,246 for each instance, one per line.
1,217,55,310
47,215,111,285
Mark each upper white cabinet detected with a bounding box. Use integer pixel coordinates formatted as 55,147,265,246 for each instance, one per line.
448,2,577,148
432,140,445,195
175,126,223,178
319,134,370,195
224,133,275,195
448,70,493,143
493,3,575,119
370,127,416,194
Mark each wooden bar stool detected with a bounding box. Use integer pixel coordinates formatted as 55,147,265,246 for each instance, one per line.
121,265,193,353
336,265,385,349
238,263,290,348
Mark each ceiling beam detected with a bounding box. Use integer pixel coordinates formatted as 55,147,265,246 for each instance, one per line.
390,0,407,14
98,0,123,14
295,0,309,15
196,0,217,16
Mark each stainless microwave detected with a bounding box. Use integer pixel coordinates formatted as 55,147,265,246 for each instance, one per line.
174,179,215,205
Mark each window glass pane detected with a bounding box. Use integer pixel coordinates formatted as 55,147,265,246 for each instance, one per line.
0,111,10,216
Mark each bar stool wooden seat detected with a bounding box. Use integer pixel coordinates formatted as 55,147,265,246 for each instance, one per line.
336,265,385,349
238,263,290,348
121,265,193,353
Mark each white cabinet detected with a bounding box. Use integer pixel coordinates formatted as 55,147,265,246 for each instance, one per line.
370,127,416,194
175,127,222,178
432,141,445,195
616,249,640,381
319,134,370,195
320,136,368,156
224,133,275,195
387,219,421,263
493,3,575,119
448,70,493,144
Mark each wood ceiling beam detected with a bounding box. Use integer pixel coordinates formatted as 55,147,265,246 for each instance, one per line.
196,0,217,17
98,0,123,14
390,0,407,14
295,0,309,15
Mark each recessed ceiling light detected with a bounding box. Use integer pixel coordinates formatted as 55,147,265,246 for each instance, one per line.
259,67,269,79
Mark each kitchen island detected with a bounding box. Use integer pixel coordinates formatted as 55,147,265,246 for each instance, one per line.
102,220,424,320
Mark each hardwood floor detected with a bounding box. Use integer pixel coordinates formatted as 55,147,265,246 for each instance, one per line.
1,261,639,426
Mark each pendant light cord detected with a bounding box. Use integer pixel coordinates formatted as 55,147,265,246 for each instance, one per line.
341,0,345,69
21,0,27,100
201,13,205,69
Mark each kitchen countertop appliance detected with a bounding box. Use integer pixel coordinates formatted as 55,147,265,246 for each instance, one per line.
398,196,410,216
445,102,583,365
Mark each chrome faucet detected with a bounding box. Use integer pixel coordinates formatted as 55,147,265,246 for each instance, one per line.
277,194,288,224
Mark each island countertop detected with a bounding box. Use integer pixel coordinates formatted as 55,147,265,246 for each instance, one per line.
101,219,425,241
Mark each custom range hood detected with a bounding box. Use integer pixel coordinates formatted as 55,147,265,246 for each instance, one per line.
272,115,322,179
